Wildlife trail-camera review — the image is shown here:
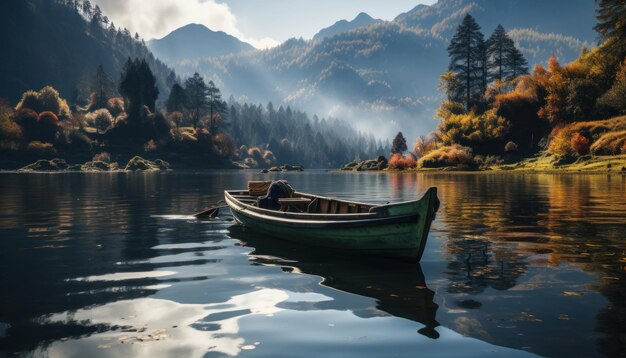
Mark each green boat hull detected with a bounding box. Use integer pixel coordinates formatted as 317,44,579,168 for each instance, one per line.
224,187,439,261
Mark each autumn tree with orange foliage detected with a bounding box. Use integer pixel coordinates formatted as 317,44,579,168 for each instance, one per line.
571,133,590,155
434,3,626,162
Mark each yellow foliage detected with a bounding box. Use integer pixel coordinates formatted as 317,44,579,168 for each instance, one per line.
418,145,474,168
435,100,465,121
438,109,510,147
413,134,437,158
0,106,22,141
15,86,71,118
548,127,573,156
26,141,56,157
547,116,626,156
590,130,626,155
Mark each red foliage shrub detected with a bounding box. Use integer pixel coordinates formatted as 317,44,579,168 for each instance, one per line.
388,153,417,170
37,111,59,126
571,133,590,155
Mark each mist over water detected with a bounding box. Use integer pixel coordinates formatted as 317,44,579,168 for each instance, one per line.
0,171,624,357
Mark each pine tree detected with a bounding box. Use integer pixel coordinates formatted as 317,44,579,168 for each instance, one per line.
81,0,91,17
486,24,528,82
118,58,158,125
391,132,407,154
166,83,187,113
184,72,209,129
595,0,626,58
91,64,116,110
91,4,102,23
486,25,513,81
507,46,529,78
206,80,228,134
478,39,488,95
166,70,177,89
138,59,158,111
447,14,485,109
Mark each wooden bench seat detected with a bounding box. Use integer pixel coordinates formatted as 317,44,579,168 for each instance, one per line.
278,198,311,212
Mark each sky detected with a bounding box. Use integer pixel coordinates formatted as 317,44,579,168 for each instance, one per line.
91,0,437,48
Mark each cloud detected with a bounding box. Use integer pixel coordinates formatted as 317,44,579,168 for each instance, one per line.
91,0,279,49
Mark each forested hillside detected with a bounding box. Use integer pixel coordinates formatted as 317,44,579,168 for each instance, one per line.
0,0,175,106
228,101,386,168
164,0,597,140
0,0,383,169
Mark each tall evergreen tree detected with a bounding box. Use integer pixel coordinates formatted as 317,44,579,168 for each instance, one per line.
391,132,407,153
207,80,227,134
447,14,485,109
478,40,488,95
184,72,209,129
594,0,626,58
91,64,116,110
166,83,187,113
138,59,158,111
487,24,528,82
91,4,102,22
81,0,91,17
486,25,514,82
166,70,177,89
118,58,158,125
507,46,529,78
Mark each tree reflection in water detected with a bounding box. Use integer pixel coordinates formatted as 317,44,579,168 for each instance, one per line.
389,173,626,357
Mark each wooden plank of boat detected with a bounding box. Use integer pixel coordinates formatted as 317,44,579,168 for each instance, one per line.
224,187,439,261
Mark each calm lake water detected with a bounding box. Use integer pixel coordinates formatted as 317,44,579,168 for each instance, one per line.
0,171,625,358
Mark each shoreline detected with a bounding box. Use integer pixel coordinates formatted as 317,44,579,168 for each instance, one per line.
338,154,626,175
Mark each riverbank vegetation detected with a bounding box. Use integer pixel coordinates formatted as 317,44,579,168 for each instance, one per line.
346,1,625,173
0,0,385,170
0,63,384,170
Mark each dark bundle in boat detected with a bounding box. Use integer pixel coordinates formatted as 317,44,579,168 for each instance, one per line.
256,180,294,210
224,180,439,261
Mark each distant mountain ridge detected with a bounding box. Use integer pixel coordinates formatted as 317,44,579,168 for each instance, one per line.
147,24,254,63
313,12,383,40
146,0,599,139
394,0,596,43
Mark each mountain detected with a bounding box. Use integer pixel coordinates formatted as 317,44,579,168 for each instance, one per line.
140,0,599,140
147,24,255,64
393,0,597,65
0,0,175,106
313,12,383,41
394,0,596,43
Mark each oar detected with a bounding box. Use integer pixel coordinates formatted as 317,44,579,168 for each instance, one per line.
193,200,228,218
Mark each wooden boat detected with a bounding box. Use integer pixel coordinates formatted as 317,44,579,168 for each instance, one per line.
224,185,439,261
